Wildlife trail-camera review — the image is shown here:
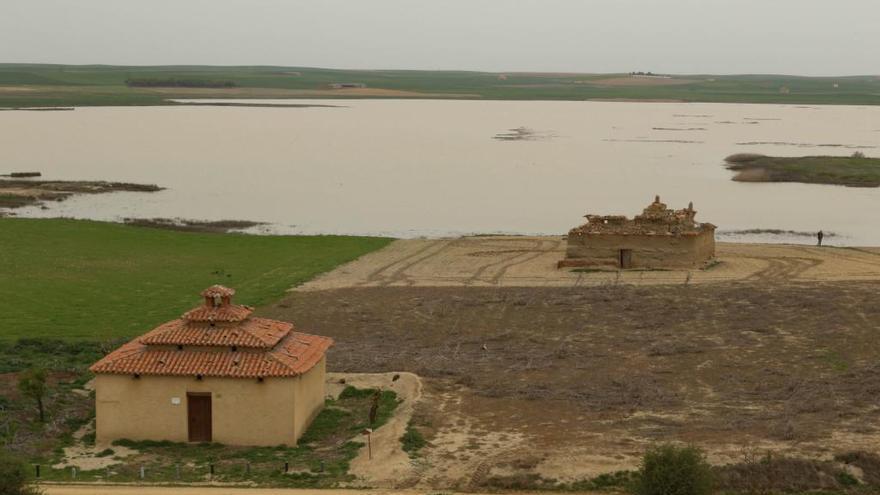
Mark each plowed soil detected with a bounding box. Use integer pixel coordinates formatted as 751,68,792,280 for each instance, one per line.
264,275,880,487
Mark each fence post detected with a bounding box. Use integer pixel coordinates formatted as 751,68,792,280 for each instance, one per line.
71,466,77,479
34,465,40,479
140,465,145,479
209,463,214,480
175,463,180,479
245,462,250,476
284,461,289,473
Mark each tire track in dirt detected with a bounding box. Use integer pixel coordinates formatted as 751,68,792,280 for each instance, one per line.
744,256,823,282
464,238,559,286
490,238,565,285
790,246,880,272
467,447,534,490
361,240,453,286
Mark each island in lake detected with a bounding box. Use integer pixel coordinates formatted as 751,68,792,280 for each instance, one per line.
724,153,880,187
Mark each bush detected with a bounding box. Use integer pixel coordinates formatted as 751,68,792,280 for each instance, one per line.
633,444,714,495
400,423,426,456
0,450,42,495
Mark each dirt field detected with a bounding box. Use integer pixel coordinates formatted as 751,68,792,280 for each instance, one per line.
295,237,880,290
260,238,880,488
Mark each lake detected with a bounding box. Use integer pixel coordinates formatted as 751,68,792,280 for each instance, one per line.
2,99,878,244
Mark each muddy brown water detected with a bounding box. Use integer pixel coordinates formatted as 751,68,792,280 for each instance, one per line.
1,100,878,244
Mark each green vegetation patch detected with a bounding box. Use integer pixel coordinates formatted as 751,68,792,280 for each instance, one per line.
125,78,237,88
26,386,398,487
400,421,426,457
0,218,391,340
634,444,714,495
724,153,880,187
2,64,880,107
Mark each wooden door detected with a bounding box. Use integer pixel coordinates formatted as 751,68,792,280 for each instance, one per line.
619,249,633,269
187,393,212,442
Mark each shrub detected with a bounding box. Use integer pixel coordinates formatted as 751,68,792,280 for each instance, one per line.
633,444,714,495
836,471,859,486
0,450,42,495
18,368,48,422
400,423,426,456
852,151,867,159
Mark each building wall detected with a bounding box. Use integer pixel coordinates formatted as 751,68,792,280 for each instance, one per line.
95,366,326,446
563,230,715,269
293,356,327,440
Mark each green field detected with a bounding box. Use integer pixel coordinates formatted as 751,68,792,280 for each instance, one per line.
0,218,391,341
1,64,879,107
725,153,880,187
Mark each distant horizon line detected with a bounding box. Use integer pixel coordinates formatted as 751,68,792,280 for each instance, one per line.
1,62,877,79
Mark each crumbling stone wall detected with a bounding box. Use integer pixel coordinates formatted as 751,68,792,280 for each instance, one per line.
560,196,716,270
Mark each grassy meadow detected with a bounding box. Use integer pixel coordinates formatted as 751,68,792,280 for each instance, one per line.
0,218,391,341
1,64,880,107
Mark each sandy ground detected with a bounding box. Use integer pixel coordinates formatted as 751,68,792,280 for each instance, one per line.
327,372,422,487
294,237,880,291
53,420,137,471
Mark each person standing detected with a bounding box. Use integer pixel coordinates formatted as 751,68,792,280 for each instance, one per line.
817,230,824,247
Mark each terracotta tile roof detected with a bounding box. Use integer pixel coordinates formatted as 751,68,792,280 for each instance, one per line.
182,304,254,323
89,286,333,379
90,331,332,378
140,317,292,348
201,285,236,297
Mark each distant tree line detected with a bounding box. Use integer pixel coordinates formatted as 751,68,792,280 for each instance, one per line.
125,78,237,88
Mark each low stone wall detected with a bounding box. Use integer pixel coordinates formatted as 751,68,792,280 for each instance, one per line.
561,231,715,269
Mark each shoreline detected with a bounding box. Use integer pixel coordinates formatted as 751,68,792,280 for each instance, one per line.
3,97,880,109
0,178,163,210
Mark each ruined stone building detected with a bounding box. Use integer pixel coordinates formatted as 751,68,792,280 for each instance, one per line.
559,196,716,270
90,285,332,446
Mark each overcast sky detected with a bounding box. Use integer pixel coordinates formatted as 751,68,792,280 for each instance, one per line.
2,0,878,75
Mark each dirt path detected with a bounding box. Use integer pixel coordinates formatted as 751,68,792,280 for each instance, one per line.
295,237,880,290
326,372,422,488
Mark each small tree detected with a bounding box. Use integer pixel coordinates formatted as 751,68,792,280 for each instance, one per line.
0,450,42,495
634,444,714,495
18,368,48,423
